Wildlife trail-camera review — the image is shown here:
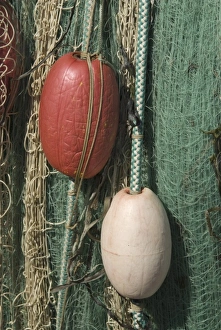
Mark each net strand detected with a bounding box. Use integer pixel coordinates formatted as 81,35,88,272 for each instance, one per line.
22,1,64,329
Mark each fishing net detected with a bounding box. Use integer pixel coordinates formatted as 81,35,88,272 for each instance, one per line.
145,1,221,329
0,0,221,329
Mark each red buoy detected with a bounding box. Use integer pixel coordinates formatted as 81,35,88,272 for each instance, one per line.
39,52,119,178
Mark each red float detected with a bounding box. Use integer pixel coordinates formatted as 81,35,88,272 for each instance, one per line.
0,1,22,119
39,52,119,179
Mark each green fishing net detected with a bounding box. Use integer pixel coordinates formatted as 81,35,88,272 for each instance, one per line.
146,1,221,329
0,0,221,329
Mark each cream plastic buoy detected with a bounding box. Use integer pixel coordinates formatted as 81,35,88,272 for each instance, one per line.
101,187,172,299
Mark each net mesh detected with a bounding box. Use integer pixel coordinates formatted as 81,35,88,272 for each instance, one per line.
0,1,32,328
145,0,221,329
0,0,221,329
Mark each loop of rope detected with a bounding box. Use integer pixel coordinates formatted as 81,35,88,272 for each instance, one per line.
80,58,104,176
74,53,94,184
74,54,104,184
130,0,150,194
0,179,12,218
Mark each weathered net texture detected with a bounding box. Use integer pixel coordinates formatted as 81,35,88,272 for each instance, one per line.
41,1,132,329
47,2,134,328
145,1,221,329
0,1,33,328
1,0,221,329
22,1,64,329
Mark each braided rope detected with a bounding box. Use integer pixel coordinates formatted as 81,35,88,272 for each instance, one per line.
130,0,150,194
129,0,150,328
82,0,96,52
129,300,151,329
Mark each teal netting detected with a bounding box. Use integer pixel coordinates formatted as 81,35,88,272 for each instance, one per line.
143,1,221,329
1,0,221,329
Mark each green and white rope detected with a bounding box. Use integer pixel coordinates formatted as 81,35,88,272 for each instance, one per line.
130,0,150,194
130,300,150,329
82,0,96,53
130,0,150,328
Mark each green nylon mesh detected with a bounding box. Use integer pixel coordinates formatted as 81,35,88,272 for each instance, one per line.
1,0,221,329
144,1,221,329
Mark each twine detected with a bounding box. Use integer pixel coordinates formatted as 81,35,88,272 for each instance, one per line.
22,1,64,329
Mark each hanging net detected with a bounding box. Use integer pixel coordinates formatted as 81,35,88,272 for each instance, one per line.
0,0,221,329
146,1,221,329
